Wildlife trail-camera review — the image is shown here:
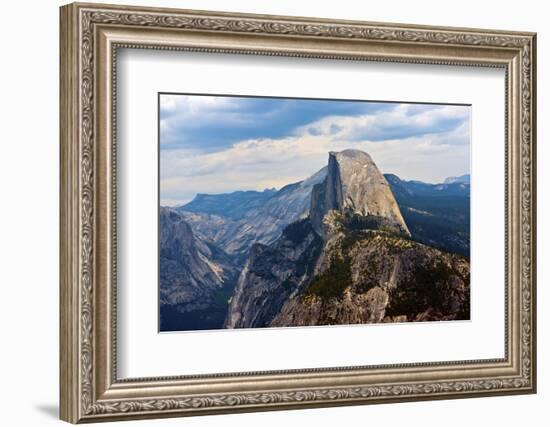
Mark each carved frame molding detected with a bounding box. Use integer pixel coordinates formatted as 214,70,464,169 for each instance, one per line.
60,2,536,423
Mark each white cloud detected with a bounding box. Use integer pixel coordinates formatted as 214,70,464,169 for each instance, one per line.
160,103,470,205
296,103,469,142
160,94,233,114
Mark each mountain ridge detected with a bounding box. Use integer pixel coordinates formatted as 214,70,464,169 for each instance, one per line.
224,150,470,329
444,174,470,185
181,188,277,220
160,150,471,331
177,166,327,262
384,173,470,256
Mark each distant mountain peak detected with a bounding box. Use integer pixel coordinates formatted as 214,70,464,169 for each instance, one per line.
444,174,470,184
310,150,410,237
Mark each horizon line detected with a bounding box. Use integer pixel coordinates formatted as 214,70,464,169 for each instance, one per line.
160,171,471,208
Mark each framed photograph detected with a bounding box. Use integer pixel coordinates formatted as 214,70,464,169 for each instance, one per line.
60,2,537,423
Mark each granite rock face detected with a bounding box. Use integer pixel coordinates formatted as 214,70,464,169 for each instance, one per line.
224,219,323,328
310,150,410,237
159,208,239,330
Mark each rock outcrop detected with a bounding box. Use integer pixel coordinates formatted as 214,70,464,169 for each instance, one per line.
310,150,410,237
270,229,469,327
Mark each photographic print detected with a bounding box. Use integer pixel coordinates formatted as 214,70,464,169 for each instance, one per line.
60,6,536,420
159,94,471,332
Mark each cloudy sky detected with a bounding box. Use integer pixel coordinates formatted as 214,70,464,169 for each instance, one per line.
160,94,470,206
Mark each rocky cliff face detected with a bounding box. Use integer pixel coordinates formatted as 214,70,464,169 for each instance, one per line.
310,150,410,237
224,219,323,328
225,150,469,329
159,208,239,331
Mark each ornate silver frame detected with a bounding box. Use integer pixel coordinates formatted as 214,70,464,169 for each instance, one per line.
60,2,537,423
